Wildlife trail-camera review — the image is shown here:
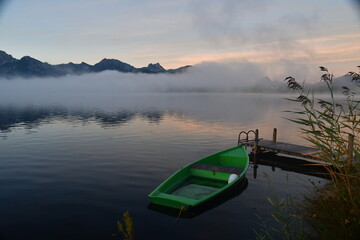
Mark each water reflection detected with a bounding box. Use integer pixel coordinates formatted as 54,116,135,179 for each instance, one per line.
0,93,305,144
252,152,330,180
0,105,173,132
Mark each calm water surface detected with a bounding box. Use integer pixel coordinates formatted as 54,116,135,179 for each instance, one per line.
0,93,324,240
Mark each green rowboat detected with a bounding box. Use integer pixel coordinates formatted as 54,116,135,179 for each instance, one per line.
148,145,249,210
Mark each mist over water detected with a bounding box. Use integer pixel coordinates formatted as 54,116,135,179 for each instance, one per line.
0,60,323,108
0,62,250,107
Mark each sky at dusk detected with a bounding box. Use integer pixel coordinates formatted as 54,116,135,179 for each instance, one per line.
0,0,359,77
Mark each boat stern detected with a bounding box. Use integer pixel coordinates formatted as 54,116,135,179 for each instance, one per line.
148,192,197,210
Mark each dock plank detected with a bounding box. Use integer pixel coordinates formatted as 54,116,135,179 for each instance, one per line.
244,140,322,160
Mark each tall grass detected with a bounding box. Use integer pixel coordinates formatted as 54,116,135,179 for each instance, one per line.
283,66,360,239
113,211,135,240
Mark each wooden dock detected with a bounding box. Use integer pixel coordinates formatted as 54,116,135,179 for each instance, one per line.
239,128,322,161
245,139,322,160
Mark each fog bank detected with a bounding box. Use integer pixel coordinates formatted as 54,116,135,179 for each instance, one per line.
0,60,324,107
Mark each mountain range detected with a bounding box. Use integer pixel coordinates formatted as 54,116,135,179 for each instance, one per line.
0,50,357,94
0,50,191,78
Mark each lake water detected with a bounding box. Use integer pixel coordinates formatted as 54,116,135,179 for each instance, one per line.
0,93,325,240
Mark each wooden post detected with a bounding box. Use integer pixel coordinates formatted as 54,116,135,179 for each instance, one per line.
254,129,259,155
348,133,354,163
273,128,277,142
253,164,258,179
253,129,259,167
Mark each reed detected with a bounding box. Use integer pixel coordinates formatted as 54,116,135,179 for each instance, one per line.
283,66,360,239
113,211,135,240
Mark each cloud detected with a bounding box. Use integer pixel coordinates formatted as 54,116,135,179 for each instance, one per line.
190,0,318,45
187,0,328,69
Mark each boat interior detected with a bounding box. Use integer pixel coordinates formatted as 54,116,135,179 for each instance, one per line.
164,147,248,201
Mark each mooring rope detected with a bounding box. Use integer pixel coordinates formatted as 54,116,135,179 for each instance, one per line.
176,205,185,219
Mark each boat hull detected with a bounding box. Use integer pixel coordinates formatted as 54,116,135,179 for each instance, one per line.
148,145,249,210
148,178,249,218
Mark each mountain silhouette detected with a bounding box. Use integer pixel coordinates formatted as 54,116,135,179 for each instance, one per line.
0,50,191,78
